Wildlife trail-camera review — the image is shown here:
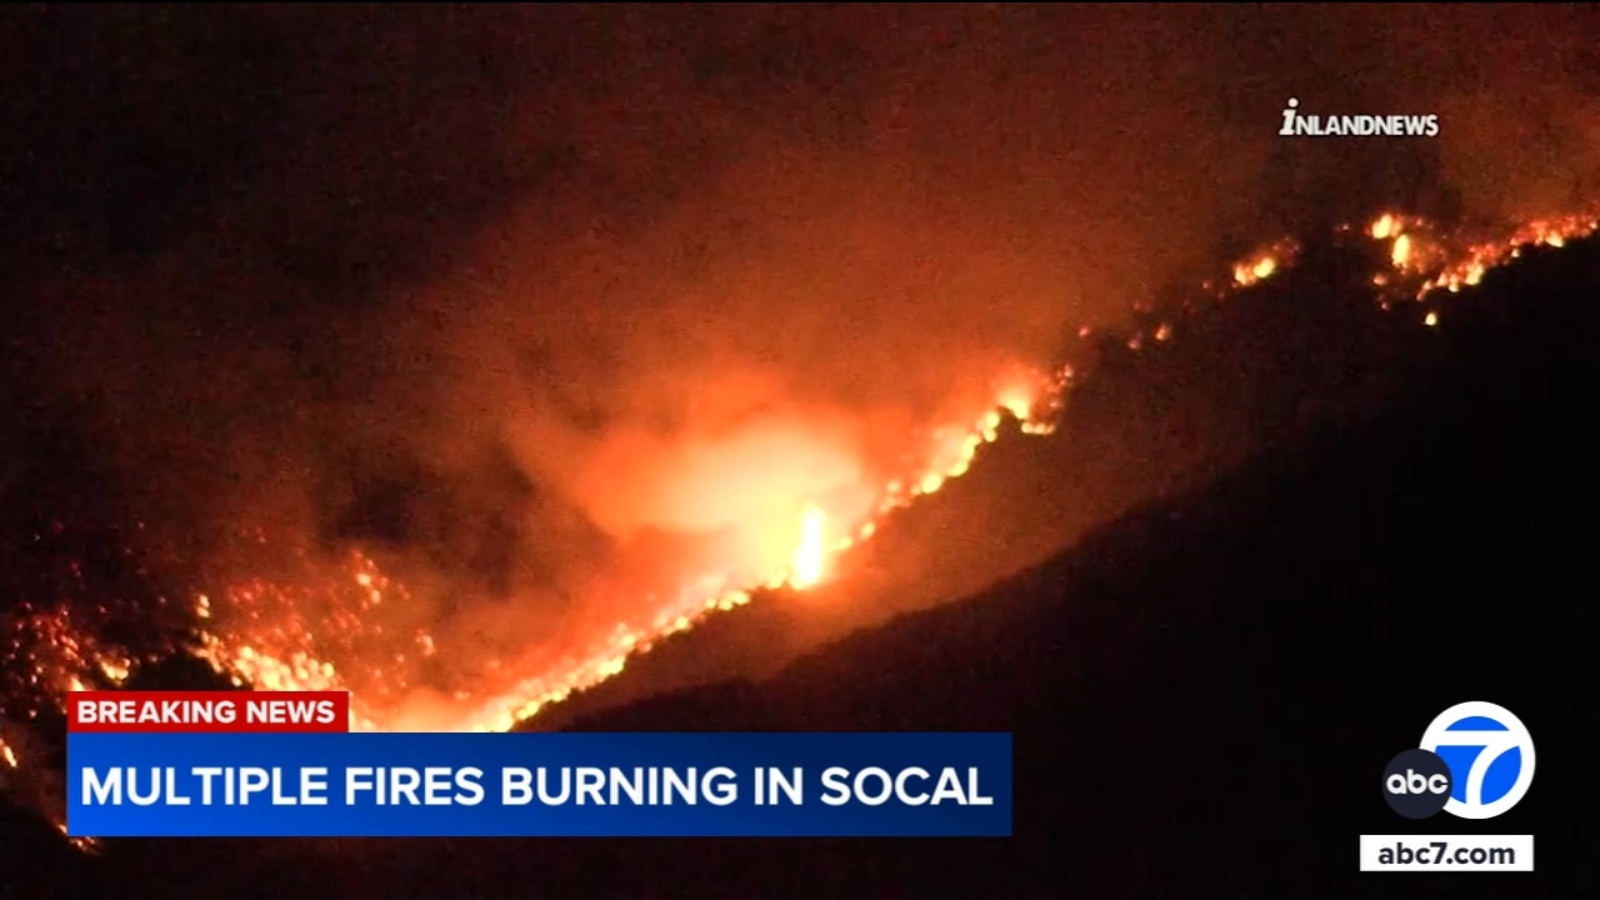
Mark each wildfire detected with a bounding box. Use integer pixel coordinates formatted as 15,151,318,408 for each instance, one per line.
0,718,100,852
1234,255,1278,287
1391,233,1412,268
2,603,134,716
91,364,1069,736
1370,213,1402,240
788,505,829,590
136,203,1600,737
3,204,1599,841
1231,238,1299,289
1362,210,1600,300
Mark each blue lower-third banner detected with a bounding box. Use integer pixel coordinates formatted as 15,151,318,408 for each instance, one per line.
67,732,1012,837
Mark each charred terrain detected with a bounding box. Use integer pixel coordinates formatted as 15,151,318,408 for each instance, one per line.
5,230,1600,897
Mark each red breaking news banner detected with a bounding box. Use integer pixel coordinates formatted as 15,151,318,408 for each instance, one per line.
68,690,351,733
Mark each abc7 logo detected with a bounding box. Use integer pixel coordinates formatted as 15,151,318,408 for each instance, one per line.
1382,701,1535,820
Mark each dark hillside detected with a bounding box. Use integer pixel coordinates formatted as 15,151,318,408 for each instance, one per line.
16,237,1597,898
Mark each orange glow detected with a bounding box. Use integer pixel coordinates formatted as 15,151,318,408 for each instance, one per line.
152,365,1072,734
4,207,1596,748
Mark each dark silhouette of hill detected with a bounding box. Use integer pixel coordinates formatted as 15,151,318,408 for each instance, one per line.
6,235,1600,897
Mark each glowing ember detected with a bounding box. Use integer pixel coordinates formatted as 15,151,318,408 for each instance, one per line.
2,603,142,716
1230,238,1299,289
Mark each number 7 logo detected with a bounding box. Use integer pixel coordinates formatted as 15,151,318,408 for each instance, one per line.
1420,701,1535,820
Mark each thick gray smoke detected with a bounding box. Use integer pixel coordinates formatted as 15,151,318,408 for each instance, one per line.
12,5,1600,720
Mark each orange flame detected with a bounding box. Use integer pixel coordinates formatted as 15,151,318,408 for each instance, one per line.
1230,238,1299,289
1360,210,1600,300
788,505,830,590
145,365,1069,734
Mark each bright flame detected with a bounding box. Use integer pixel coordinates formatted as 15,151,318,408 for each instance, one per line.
1230,238,1298,289
788,505,829,589
1391,233,1412,268
1234,255,1277,286
1362,210,1600,300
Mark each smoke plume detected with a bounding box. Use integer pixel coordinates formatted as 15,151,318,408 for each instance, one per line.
7,5,1599,722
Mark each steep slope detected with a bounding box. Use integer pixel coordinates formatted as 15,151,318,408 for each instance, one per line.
528,228,1439,731
29,239,1600,898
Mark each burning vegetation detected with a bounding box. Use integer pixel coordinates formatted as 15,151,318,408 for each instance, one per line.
0,212,1588,721
1,208,1594,766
